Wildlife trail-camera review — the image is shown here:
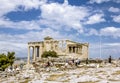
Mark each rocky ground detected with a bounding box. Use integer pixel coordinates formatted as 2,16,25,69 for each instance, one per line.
0,60,120,83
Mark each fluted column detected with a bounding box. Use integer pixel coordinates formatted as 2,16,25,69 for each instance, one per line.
27,46,30,64
69,47,71,53
40,44,43,58
78,47,80,54
32,47,34,59
77,47,78,53
75,47,77,53
73,47,75,53
87,45,89,58
71,47,73,53
37,47,39,57
33,46,36,61
39,46,41,59
66,46,68,54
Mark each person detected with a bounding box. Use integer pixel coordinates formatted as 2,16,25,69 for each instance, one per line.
10,66,13,71
46,61,50,67
75,59,80,66
72,59,74,63
108,55,112,63
65,62,68,68
20,64,23,70
86,58,89,64
77,59,81,65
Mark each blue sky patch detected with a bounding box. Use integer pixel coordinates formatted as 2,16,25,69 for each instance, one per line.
5,9,41,22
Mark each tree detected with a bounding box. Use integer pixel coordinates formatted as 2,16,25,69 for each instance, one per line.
41,51,58,58
7,52,15,66
0,52,15,71
0,53,9,71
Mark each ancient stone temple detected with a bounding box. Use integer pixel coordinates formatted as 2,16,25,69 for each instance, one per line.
27,36,89,63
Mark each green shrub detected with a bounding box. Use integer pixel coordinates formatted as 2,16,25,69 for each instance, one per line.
41,51,58,58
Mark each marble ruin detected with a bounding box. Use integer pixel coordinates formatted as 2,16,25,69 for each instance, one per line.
27,36,89,63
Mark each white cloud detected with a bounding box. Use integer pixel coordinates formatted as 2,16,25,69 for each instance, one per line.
113,0,120,3
0,18,41,30
89,0,110,4
21,0,47,11
112,15,120,23
100,27,120,38
40,2,90,33
0,41,27,57
0,0,47,30
0,28,67,43
104,43,120,47
108,7,120,13
85,26,120,38
86,28,99,36
89,0,120,4
86,14,105,24
0,0,17,17
64,0,69,5
0,0,91,33
0,0,46,17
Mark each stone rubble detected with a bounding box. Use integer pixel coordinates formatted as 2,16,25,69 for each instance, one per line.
0,59,120,83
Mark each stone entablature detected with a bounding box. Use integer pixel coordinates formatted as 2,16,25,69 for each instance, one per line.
27,36,89,64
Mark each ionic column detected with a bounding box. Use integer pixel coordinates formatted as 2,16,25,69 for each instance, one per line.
27,46,30,64
75,47,77,53
73,47,75,53
76,47,78,53
33,46,36,61
79,46,82,54
71,47,73,53
66,46,68,53
37,47,39,57
78,47,80,53
32,47,34,59
69,47,71,53
39,46,41,58
40,45,43,58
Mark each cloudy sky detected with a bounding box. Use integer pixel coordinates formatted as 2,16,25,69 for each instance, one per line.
0,0,120,59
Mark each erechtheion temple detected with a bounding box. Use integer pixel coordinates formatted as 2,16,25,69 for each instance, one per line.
27,36,89,63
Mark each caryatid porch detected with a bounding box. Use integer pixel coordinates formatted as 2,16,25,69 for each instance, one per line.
67,44,82,54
